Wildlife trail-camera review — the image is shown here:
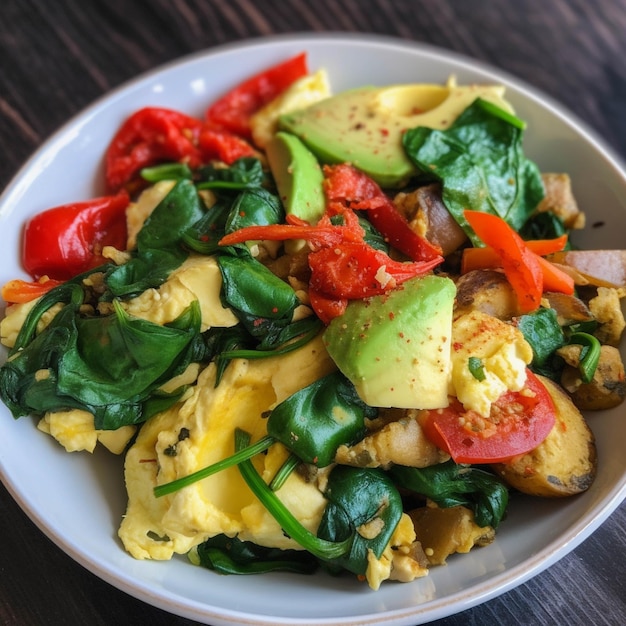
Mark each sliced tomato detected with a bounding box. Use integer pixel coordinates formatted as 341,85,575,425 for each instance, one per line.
419,370,556,463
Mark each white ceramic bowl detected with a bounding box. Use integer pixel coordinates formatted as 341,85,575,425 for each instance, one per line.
0,34,625,626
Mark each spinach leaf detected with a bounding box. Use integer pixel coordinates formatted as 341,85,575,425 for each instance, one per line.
520,211,568,242
318,466,404,576
218,254,299,347
225,187,284,234
0,300,202,429
389,460,509,528
196,157,266,190
403,98,545,244
181,198,232,255
517,307,566,379
107,179,205,296
182,186,283,256
57,300,200,408
267,371,374,467
191,534,318,575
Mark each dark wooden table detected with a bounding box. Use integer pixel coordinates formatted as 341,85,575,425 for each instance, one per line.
1,1,625,624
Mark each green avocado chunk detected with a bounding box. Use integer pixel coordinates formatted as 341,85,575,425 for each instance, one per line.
265,131,326,224
323,275,456,409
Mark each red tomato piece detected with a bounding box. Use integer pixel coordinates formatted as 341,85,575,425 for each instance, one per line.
308,242,442,299
205,52,308,141
419,370,556,464
308,288,348,325
23,192,130,281
105,107,204,192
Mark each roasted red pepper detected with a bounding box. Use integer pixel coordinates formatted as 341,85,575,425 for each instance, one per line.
205,52,308,141
323,163,443,262
105,107,204,193
308,242,442,299
23,192,130,281
198,127,257,165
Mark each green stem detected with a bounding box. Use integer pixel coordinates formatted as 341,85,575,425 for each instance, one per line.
569,332,601,383
235,429,352,561
269,453,300,492
153,434,275,498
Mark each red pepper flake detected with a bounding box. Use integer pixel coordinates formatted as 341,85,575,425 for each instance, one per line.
388,311,395,320
380,128,389,136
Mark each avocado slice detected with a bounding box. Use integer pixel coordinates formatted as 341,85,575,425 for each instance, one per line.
265,131,326,224
278,83,514,188
323,275,456,408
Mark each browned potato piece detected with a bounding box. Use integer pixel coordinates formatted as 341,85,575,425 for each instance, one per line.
559,344,626,410
535,173,585,229
409,505,495,566
454,269,524,320
492,376,596,497
334,409,447,469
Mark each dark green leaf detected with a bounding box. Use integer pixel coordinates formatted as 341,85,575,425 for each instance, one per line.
225,187,284,234
318,466,403,575
267,371,373,467
196,157,266,190
107,179,205,296
403,98,545,244
191,534,318,575
389,460,509,528
218,254,298,344
517,307,566,379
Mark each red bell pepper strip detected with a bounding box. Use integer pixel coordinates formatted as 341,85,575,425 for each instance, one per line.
536,255,575,294
463,210,544,313
463,210,574,304
205,52,308,141
461,234,569,274
105,107,204,193
23,192,130,281
322,163,443,262
2,277,64,304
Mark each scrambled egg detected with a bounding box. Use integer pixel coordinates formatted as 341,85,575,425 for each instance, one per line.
37,409,136,454
122,254,238,331
450,311,533,417
118,334,337,560
250,68,331,149
365,512,428,590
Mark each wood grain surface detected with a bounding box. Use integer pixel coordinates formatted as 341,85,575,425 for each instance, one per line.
0,1,625,625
